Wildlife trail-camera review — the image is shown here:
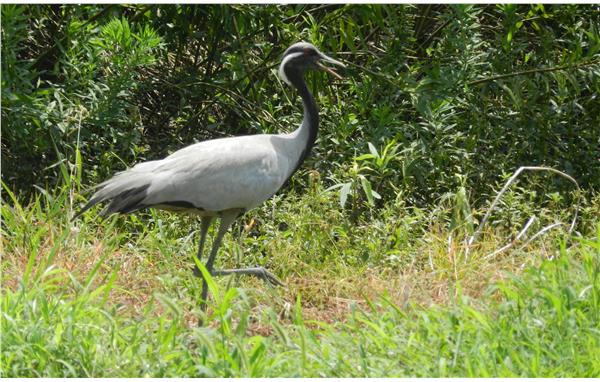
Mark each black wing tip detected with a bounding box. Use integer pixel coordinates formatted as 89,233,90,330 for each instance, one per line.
71,184,150,221
71,199,98,222
103,184,150,216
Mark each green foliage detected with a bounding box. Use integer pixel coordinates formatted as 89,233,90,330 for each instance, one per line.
2,184,599,376
2,4,599,207
2,6,161,189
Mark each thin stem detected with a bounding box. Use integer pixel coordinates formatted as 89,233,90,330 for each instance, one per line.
465,166,582,261
232,16,258,101
467,59,600,86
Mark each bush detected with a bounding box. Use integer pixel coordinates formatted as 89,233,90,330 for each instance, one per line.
2,4,599,207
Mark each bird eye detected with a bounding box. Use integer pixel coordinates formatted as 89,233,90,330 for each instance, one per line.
303,48,316,56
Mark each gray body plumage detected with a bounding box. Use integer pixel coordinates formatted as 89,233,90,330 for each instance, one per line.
80,128,309,217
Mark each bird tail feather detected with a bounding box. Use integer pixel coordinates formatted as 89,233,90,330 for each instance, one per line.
72,171,152,221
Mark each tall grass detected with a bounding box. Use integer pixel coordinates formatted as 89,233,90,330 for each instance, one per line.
2,182,598,377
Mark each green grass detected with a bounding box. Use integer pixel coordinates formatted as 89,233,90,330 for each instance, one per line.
1,183,599,377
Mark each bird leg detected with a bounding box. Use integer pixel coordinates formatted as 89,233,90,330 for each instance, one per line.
194,209,284,322
192,216,214,277
212,267,284,287
198,210,239,314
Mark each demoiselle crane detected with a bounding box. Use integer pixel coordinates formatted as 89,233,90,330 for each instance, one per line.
74,42,345,312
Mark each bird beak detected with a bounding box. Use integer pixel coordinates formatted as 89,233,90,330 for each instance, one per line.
317,53,346,80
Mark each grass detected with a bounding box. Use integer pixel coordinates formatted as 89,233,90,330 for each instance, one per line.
1,180,599,377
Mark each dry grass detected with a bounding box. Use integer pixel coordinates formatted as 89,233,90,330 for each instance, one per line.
2,179,583,336
2,214,556,331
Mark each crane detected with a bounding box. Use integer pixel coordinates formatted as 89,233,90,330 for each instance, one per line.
74,42,345,313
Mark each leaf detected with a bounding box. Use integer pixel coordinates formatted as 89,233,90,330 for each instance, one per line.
360,175,374,205
325,183,344,192
339,182,352,208
355,153,376,161
367,142,378,157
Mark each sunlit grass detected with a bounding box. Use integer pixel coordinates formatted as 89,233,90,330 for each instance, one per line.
1,183,599,377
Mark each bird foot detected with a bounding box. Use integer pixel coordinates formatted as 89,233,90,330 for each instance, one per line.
191,265,284,287
215,267,285,287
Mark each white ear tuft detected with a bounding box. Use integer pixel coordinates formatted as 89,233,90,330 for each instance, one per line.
278,52,303,85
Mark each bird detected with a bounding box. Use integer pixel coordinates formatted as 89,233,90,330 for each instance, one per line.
73,41,345,313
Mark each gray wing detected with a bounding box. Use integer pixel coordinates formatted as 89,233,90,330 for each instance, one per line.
74,134,291,218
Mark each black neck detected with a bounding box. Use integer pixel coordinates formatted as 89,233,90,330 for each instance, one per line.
286,67,319,168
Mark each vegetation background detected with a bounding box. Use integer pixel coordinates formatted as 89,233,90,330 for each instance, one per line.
2,4,599,377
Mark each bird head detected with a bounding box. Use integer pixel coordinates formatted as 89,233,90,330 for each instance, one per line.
278,42,346,85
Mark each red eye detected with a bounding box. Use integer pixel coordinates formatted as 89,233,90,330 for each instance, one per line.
303,47,317,56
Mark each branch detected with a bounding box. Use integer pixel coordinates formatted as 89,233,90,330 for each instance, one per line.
486,222,565,259
346,61,398,86
465,166,582,261
417,18,451,53
467,59,600,86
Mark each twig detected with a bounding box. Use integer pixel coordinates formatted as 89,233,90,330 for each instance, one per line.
515,215,536,241
414,4,432,42
232,17,258,101
417,17,452,53
467,59,600,86
465,166,582,261
486,222,565,259
282,4,339,24
485,215,539,258
345,61,398,86
231,50,279,89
